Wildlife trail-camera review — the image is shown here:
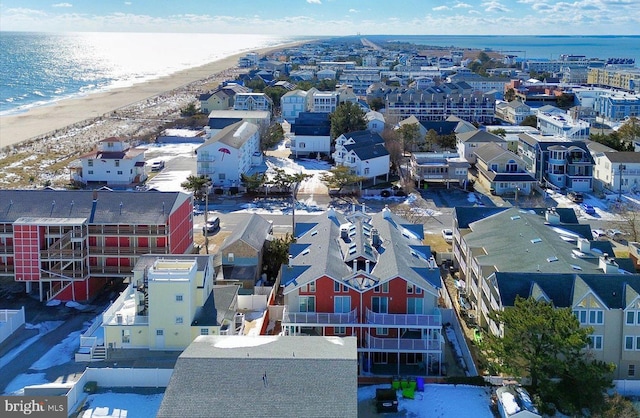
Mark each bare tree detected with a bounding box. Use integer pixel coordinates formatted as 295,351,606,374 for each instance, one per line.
612,203,640,242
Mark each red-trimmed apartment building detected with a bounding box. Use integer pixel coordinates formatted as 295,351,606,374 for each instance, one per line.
272,206,444,376
0,189,193,302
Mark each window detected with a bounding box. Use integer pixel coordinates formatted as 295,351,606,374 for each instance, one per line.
588,335,603,350
115,160,120,167
626,336,634,350
372,296,388,314
219,173,226,180
304,282,315,293
364,167,370,175
117,170,123,175
407,283,414,294
299,296,315,312
630,365,636,377
88,170,94,175
381,282,389,293
334,281,341,292
156,329,164,336
574,309,603,325
122,329,130,344
175,316,184,324
299,142,305,148
407,298,423,315
334,327,346,334
589,310,604,325
175,294,183,302
88,159,93,166
627,311,635,325
335,296,351,313
200,328,209,336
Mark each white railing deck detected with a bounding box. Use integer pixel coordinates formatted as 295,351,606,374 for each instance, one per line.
282,307,358,325
365,332,442,351
366,308,441,327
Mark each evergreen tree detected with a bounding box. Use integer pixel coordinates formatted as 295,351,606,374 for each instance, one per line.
330,101,367,141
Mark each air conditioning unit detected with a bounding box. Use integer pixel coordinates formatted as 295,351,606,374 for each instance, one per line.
228,253,235,263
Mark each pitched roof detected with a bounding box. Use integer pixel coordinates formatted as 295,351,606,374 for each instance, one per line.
157,336,358,418
0,189,189,224
281,207,440,296
473,143,513,163
603,151,640,164
350,142,389,160
221,213,272,252
199,121,258,151
495,272,640,309
457,129,506,144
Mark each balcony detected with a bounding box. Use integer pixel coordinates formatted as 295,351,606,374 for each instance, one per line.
365,332,442,352
282,307,358,325
89,246,168,256
88,225,167,235
366,309,441,327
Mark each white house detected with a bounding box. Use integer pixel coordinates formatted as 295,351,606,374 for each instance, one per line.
289,112,331,158
280,90,309,123
196,121,262,188
310,90,339,113
495,100,533,125
593,151,640,194
456,130,507,165
365,110,386,133
233,92,273,113
70,137,146,186
333,130,390,183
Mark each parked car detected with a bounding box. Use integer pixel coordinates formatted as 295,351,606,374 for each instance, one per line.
592,229,607,241
375,388,398,413
568,191,584,203
581,203,596,215
606,229,625,240
441,228,453,243
202,216,220,234
150,160,165,171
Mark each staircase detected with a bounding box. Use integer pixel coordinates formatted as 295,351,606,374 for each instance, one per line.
91,345,107,361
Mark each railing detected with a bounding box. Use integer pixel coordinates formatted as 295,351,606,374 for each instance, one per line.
89,246,166,255
88,225,167,235
103,313,149,326
41,248,88,259
365,308,441,327
365,332,442,351
0,245,13,254
282,307,358,325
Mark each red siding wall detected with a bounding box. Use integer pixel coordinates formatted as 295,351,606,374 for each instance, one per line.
168,199,193,254
12,224,41,282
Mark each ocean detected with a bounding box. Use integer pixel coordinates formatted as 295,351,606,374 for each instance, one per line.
1,33,638,116
0,32,297,116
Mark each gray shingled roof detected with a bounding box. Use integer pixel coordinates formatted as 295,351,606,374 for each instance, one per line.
221,213,272,252
474,142,514,163
603,151,640,164
157,336,358,418
0,189,188,224
463,207,627,275
351,142,389,160
457,129,506,144
281,208,440,296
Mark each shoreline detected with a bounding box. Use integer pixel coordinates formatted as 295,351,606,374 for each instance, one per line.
0,40,305,150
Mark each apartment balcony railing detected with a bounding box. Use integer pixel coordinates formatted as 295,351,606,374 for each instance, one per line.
365,309,441,327
41,248,88,259
89,246,168,256
0,264,15,275
365,332,442,352
282,307,358,325
0,245,13,254
90,265,136,276
88,225,167,235
103,312,149,326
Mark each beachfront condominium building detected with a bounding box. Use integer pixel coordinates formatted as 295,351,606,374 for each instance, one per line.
0,189,193,302
101,255,242,353
270,206,444,376
196,121,262,188
69,137,147,187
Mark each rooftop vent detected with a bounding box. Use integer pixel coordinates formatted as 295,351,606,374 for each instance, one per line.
546,256,558,263
530,238,542,244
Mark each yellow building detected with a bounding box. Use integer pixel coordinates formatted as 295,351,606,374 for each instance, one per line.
102,255,241,352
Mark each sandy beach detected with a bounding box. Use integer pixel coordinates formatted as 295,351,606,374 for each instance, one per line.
0,41,306,188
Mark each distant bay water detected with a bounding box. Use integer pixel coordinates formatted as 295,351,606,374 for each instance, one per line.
0,32,298,116
368,35,640,64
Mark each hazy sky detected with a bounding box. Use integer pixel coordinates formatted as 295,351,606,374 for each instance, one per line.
1,0,639,36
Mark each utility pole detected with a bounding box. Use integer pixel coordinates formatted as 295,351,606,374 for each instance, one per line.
619,163,625,202
291,182,300,235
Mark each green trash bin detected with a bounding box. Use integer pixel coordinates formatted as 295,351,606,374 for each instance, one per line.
402,387,415,400
391,377,400,390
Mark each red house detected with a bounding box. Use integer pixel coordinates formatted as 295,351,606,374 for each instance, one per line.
273,206,443,376
0,189,193,302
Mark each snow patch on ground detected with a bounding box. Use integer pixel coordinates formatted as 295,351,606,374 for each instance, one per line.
79,392,164,418
3,373,48,395
30,330,83,370
358,383,494,418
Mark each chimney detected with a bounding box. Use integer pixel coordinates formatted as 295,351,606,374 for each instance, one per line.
371,228,381,247
288,255,292,268
545,207,560,224
352,203,356,213
340,226,349,240
382,205,392,220
362,203,366,214
365,260,370,273
352,262,357,273
577,238,590,252
599,254,619,274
